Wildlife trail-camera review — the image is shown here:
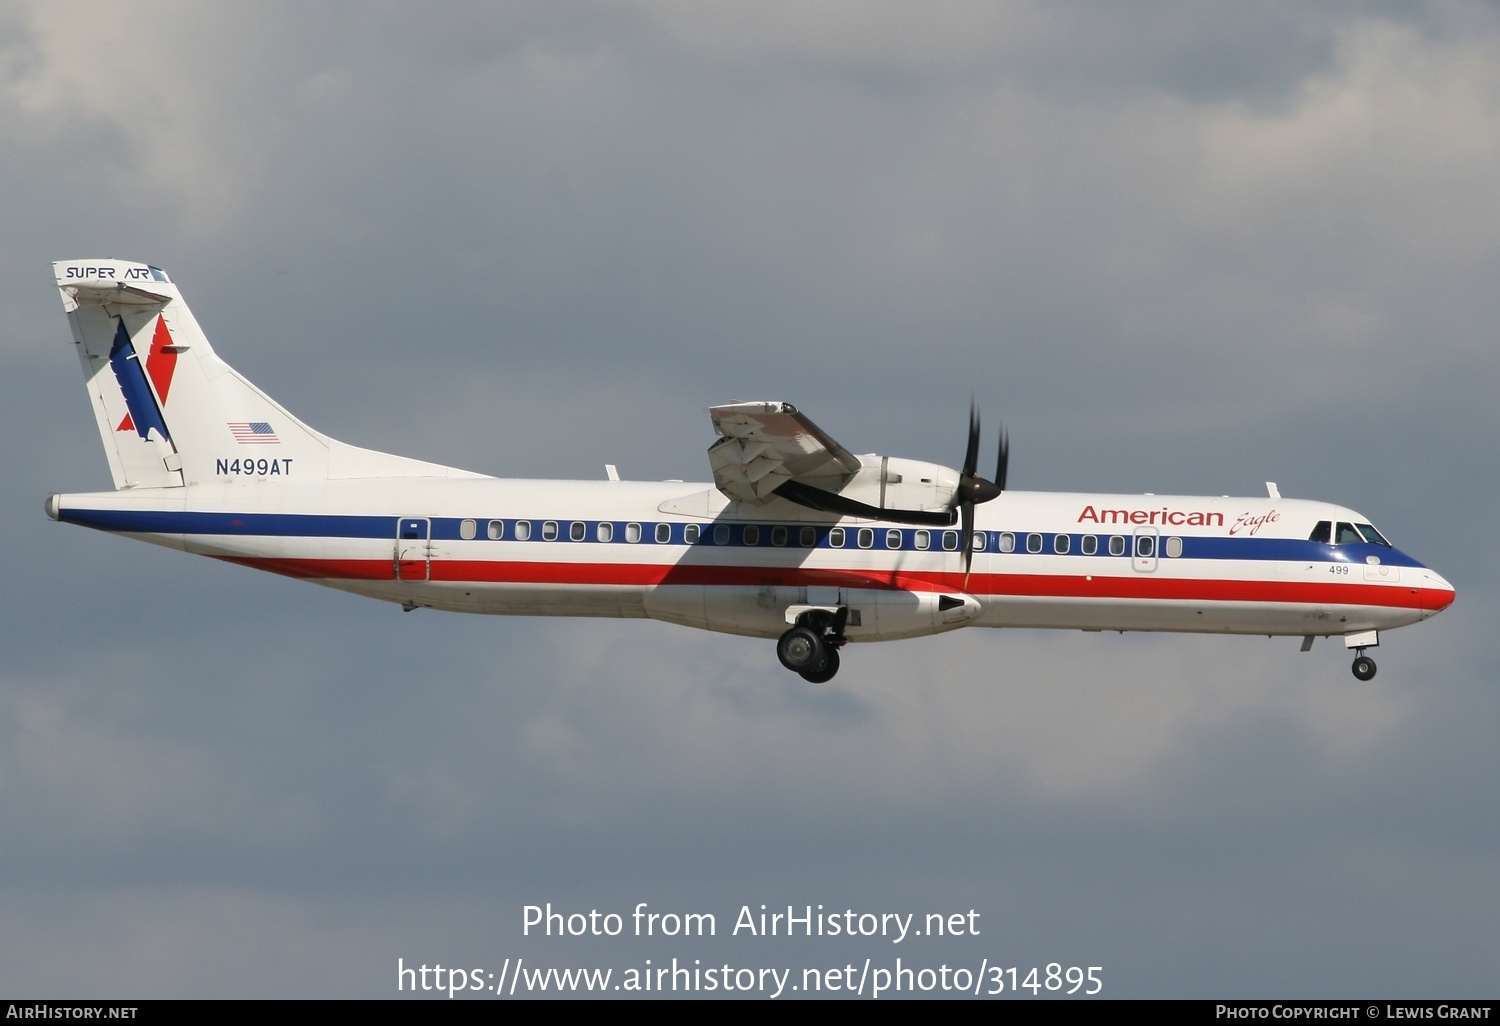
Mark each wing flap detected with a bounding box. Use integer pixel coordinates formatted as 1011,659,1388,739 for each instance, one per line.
708,402,862,504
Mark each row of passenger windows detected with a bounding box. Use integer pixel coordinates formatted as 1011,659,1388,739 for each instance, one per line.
451,518,1184,556
460,519,694,544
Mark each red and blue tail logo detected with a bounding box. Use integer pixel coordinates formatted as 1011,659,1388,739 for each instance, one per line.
111,316,178,442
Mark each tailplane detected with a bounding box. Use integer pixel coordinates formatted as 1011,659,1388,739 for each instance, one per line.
54,259,483,489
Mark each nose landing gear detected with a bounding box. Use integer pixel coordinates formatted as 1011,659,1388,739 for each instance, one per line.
1344,629,1379,682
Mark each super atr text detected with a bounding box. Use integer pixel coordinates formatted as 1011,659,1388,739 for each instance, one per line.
522,902,979,942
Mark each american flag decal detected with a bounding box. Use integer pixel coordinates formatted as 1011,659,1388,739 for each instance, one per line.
228,421,279,444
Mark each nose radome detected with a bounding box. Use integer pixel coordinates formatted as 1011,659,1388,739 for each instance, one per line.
1425,570,1456,612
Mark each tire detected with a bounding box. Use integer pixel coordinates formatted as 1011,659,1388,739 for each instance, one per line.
777,627,824,672
1351,655,1377,681
799,648,841,684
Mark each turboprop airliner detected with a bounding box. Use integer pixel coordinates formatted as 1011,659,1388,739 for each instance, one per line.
46,259,1455,683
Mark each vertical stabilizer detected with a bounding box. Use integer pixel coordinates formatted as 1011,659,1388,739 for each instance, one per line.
53,260,483,489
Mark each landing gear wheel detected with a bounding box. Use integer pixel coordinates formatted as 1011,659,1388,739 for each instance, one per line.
777,626,825,673
798,648,840,684
1351,654,1377,681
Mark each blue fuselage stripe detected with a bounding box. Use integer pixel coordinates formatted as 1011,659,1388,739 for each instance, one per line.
57,507,1429,569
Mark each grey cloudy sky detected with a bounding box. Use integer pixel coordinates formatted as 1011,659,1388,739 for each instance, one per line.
1,0,1495,998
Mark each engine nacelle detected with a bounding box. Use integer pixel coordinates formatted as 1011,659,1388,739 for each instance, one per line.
835,456,960,519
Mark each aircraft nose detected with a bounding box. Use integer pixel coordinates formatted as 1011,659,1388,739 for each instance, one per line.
1422,569,1456,613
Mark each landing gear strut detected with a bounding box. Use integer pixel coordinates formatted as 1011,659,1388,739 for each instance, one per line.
777,609,847,683
1351,652,1377,681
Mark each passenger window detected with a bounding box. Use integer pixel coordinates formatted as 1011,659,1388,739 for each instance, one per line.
830,527,845,548
460,519,477,540
626,522,641,543
799,526,816,547
656,523,672,543
858,528,874,549
743,526,760,546
972,532,986,551
886,529,902,549
713,525,730,545
1026,533,1042,553
1308,521,1331,544
684,524,700,544
515,520,532,541
1108,535,1124,556
596,522,613,543
542,520,558,541
1081,535,1097,555
915,530,930,551
1054,534,1069,554
570,521,586,542
487,520,504,540
1136,535,1155,557
942,531,958,551
999,532,1015,553
1165,536,1183,557
771,526,788,546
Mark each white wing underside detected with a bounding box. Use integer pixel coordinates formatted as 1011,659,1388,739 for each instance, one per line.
708,402,862,504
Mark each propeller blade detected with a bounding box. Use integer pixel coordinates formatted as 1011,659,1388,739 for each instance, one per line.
960,499,975,590
953,407,1007,591
963,402,981,481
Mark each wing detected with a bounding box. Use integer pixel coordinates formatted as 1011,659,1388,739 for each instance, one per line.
707,402,862,503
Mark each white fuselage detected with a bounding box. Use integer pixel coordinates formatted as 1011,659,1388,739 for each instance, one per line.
45,258,1456,682
50,478,1456,644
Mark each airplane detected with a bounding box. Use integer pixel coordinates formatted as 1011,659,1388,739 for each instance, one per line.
45,259,1455,683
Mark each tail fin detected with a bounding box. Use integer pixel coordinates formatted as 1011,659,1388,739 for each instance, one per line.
53,260,483,489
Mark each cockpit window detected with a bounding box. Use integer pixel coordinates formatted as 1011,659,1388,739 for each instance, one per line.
1356,523,1391,547
1309,521,1331,543
1335,522,1363,545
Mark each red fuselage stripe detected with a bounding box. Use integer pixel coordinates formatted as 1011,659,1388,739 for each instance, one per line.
217,556,1453,611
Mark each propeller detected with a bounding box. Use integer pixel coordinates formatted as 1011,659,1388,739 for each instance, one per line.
769,403,1009,583
956,402,1007,589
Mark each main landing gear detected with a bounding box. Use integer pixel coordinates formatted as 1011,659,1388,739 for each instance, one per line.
1351,652,1377,681
777,610,847,683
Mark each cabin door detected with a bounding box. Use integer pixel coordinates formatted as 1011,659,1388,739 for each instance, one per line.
395,517,431,581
